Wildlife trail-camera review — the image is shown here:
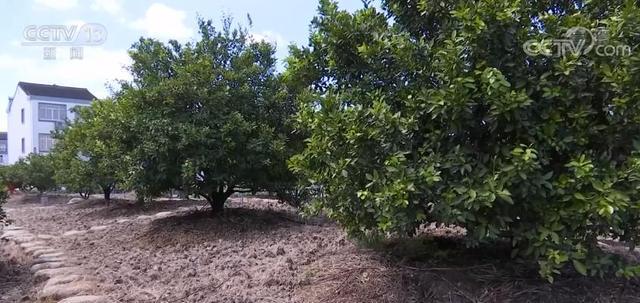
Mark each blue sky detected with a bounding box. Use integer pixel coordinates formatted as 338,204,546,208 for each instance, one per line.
0,0,371,131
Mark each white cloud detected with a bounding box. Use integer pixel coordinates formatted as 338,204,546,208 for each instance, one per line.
130,3,193,41
249,31,287,47
91,0,121,15
63,19,86,27
34,0,78,10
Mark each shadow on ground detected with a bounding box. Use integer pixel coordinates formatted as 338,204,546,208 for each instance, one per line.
300,234,640,303
142,205,323,247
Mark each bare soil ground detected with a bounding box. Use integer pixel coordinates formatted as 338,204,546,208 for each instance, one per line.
0,242,36,302
3,193,640,302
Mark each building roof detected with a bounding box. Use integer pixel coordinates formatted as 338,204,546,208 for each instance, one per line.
0,132,6,141
17,81,96,101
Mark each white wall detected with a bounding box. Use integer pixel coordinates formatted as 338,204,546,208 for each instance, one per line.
31,96,89,155
7,89,91,164
7,87,32,164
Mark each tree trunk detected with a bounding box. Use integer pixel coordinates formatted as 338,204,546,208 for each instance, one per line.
102,186,112,201
135,190,146,206
208,191,232,215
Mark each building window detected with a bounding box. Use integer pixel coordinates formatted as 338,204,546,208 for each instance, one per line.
38,103,67,122
21,108,24,123
38,133,55,153
21,138,25,153
0,142,6,154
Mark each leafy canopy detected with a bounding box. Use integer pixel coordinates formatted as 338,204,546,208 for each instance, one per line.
51,101,122,200
116,18,296,210
289,0,640,280
13,154,56,193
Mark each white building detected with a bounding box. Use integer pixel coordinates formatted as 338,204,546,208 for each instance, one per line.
6,82,95,164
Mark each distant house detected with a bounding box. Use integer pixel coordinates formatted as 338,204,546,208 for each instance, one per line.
6,82,96,164
0,132,7,165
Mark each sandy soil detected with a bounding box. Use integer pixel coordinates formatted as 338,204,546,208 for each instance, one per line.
3,193,640,302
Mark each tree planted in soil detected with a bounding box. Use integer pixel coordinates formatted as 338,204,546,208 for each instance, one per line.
51,101,122,201
289,0,640,281
119,17,295,212
15,154,56,194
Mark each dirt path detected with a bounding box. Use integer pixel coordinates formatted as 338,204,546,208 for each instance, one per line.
4,193,640,302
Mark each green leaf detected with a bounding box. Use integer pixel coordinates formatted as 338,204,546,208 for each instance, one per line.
497,189,513,204
572,260,588,276
468,189,477,201
573,192,587,200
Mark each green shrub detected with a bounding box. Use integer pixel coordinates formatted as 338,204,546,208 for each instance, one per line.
288,0,640,281
10,154,56,194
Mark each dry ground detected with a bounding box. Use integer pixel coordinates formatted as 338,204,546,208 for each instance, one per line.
2,193,640,302
1,241,36,302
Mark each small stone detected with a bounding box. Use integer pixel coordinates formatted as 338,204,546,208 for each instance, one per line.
31,261,68,272
27,251,62,257
39,281,95,300
24,245,51,254
11,236,36,243
20,241,46,249
1,230,30,239
63,230,87,237
67,198,84,205
33,249,64,258
33,256,68,265
4,226,24,231
44,274,84,288
153,211,173,218
276,246,285,256
34,266,84,279
57,295,110,303
89,225,109,232
37,234,56,240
